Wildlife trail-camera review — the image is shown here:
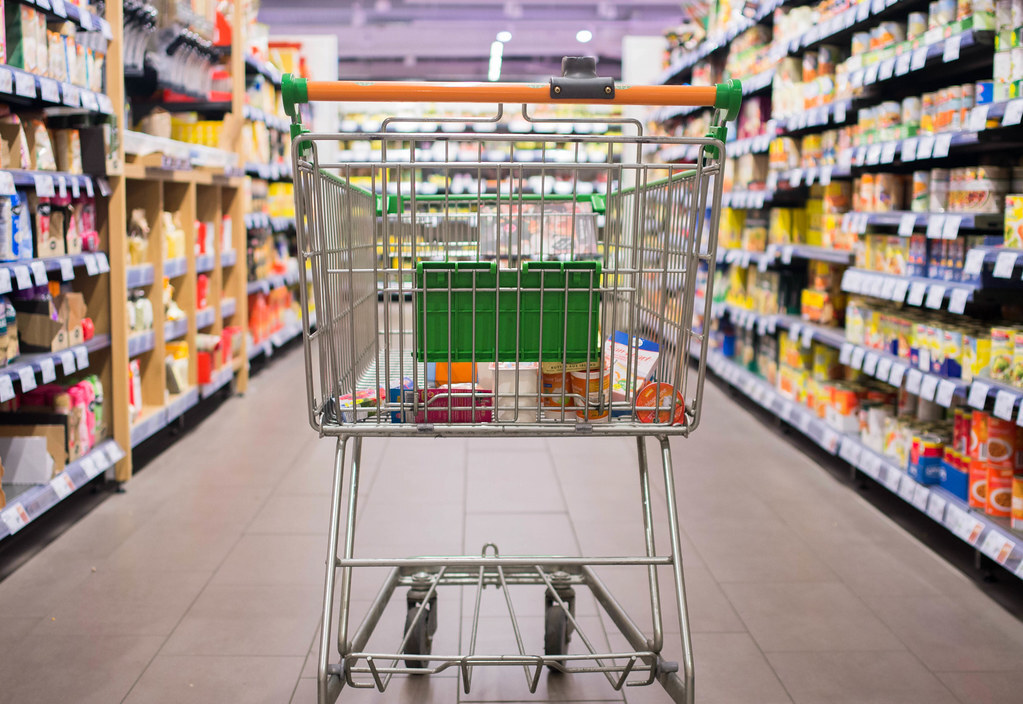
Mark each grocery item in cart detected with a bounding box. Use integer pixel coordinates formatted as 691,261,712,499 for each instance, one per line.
477,200,598,261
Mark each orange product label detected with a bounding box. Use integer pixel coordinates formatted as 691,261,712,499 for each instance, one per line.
986,416,1023,470
986,465,1013,518
969,459,988,509
1012,475,1023,531
969,410,988,461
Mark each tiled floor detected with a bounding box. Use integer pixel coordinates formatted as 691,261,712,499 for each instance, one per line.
2,347,1023,703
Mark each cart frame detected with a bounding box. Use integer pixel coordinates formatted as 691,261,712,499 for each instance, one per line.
284,67,740,704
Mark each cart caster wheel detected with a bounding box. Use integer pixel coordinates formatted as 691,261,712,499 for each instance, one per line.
544,605,570,669
403,592,437,670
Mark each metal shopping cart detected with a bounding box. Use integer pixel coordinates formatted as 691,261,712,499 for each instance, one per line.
283,59,740,704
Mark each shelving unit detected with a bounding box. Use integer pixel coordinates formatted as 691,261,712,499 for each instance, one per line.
660,0,1023,579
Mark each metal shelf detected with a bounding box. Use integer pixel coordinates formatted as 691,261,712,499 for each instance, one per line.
220,249,238,267
128,331,155,358
0,337,104,402
0,440,125,540
246,269,300,295
126,263,155,289
0,64,112,114
841,268,980,313
164,257,188,279
196,254,216,273
0,252,109,294
164,318,188,341
196,307,215,329
716,244,854,267
201,366,234,398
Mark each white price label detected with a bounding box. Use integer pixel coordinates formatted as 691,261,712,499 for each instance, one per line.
861,454,882,479
835,101,847,123
79,9,94,31
994,390,1017,420
906,369,923,395
884,468,904,493
926,494,948,522
948,288,969,314
881,142,897,163
926,214,945,239
879,58,895,80
74,346,88,370
968,381,991,409
866,144,882,165
943,35,962,62
863,352,879,376
0,374,12,402
899,213,917,237
970,105,990,132
13,265,32,290
50,473,74,500
876,357,893,380
80,455,98,478
902,137,918,161
942,214,962,240
83,254,99,276
14,71,36,98
840,342,853,365
912,484,931,511
840,440,862,465
917,135,935,160
899,475,918,502
963,248,986,276
865,63,880,85
56,177,67,200
851,347,866,370
980,532,1016,564
62,83,80,107
0,67,12,94
39,78,59,103
892,279,910,302
936,379,956,407
907,282,927,306
994,251,1017,278
925,285,946,309
1002,99,1023,127
59,350,75,375
852,69,865,88
805,167,818,186
820,165,833,185
920,374,939,401
32,174,55,198
781,246,793,264
801,326,814,348
789,168,803,187
857,214,870,234
81,91,99,111
30,261,47,286
0,172,14,197
911,46,929,71
1,504,29,534
59,258,74,281
70,178,80,198
889,363,907,387
17,366,35,391
96,253,110,273
857,0,870,20
51,0,66,15
933,133,952,158
38,358,55,384
896,52,912,75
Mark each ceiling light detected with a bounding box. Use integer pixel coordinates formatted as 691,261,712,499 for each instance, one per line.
488,41,504,82
497,30,512,42
576,29,593,43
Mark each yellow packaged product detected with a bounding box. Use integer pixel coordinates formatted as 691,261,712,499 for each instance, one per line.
1014,330,1023,388
1005,194,1023,248
991,325,1016,382
962,327,991,382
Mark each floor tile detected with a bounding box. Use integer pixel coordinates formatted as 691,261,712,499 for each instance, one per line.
122,654,303,704
211,534,328,587
0,634,163,704
723,581,904,652
291,674,460,703
768,650,960,704
247,494,333,535
465,450,565,513
163,584,322,656
936,670,1023,704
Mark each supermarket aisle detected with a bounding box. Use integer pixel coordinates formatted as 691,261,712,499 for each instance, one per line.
1,350,1023,703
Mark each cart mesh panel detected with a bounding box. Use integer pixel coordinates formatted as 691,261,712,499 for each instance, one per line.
294,130,723,436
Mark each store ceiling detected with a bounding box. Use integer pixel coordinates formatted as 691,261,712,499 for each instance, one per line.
257,0,696,81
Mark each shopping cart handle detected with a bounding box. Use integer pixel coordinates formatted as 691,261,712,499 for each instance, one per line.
281,74,742,121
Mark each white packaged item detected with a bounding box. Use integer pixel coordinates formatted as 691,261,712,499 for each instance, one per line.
605,332,660,402
479,362,539,421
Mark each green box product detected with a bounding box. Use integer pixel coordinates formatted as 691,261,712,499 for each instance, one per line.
415,260,601,363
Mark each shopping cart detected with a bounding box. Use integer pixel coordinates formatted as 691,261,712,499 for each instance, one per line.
283,59,740,704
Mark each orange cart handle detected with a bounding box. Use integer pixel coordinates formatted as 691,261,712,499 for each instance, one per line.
282,75,742,122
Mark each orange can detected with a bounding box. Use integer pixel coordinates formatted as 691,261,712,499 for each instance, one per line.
987,465,1013,517
985,416,1023,470
968,410,988,509
1012,473,1023,532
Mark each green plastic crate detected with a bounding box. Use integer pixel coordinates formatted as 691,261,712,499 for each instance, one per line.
415,260,601,363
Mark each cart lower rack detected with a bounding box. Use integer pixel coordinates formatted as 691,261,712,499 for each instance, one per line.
284,66,740,703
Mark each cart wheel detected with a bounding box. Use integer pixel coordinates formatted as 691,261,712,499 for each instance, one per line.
403,597,437,670
544,605,570,669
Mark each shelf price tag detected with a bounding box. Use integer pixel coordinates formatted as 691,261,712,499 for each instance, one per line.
902,137,918,161
926,493,948,522
993,251,1018,278
0,375,13,402
879,58,895,80
942,214,962,239
906,369,924,395
980,532,1016,564
969,380,991,409
96,253,110,273
789,168,802,187
926,215,945,239
963,248,986,276
61,83,80,107
38,78,59,103
898,213,917,237
851,346,866,370
1,504,29,534
69,177,80,198
899,475,918,502
925,284,946,309
80,455,98,478
882,278,897,300
74,346,88,370
912,484,931,511
863,352,879,376
907,281,928,306
0,68,12,94
0,172,15,197
50,473,74,500
820,165,834,185
51,0,66,15
881,142,897,163
948,288,970,314
911,46,929,71
933,133,952,158
889,363,907,387
943,34,962,62
13,265,32,291
892,279,910,302
59,350,75,375
1003,99,1023,127
857,0,871,20
17,366,35,392
800,326,814,348
59,258,73,281
83,254,98,276
840,342,854,365
895,52,912,75
994,390,1017,420
80,91,99,111
916,135,935,160
30,261,46,286
14,71,35,98
969,105,991,133
866,144,882,165
876,357,893,380
864,63,880,85
38,358,55,384
883,467,904,493
32,174,55,198
857,213,870,234
920,374,939,401
936,379,957,407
